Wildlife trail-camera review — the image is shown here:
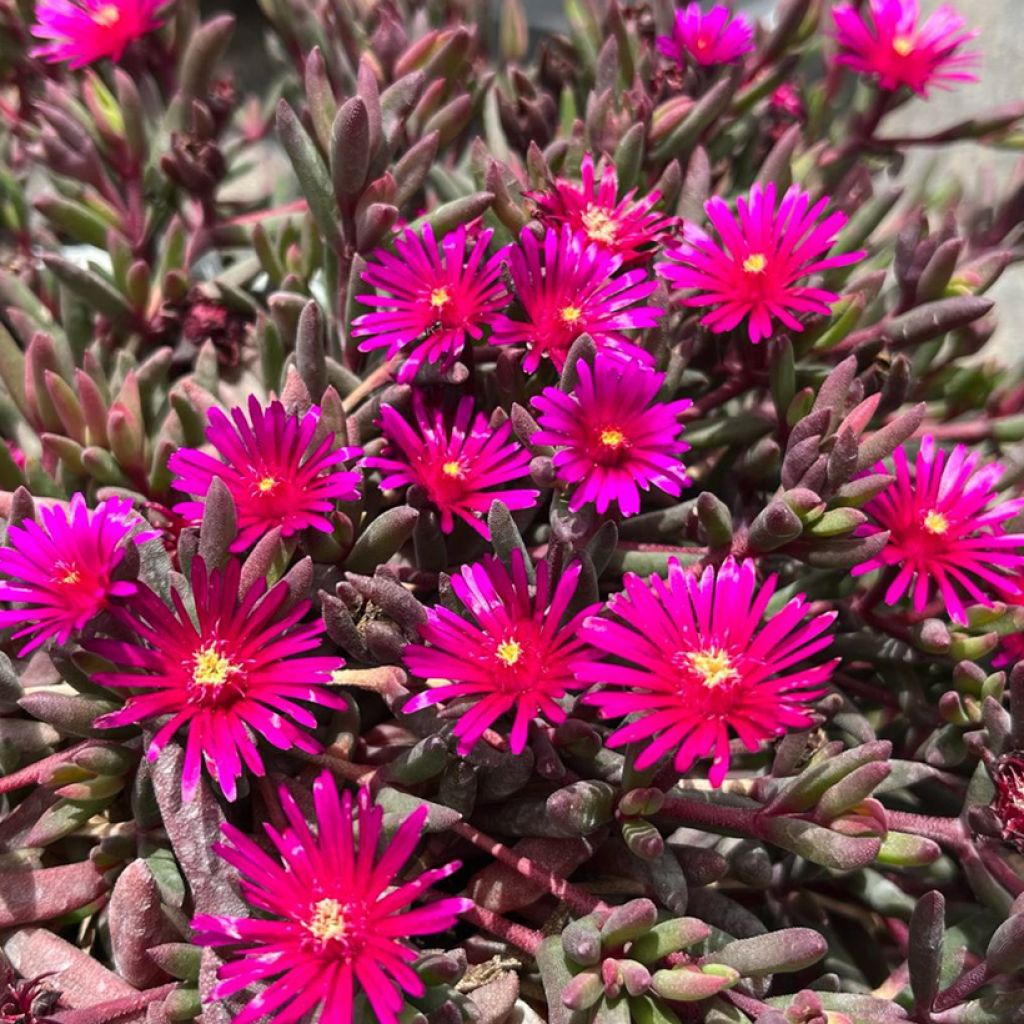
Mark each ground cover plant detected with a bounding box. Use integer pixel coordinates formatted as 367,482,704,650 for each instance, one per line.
2,0,1024,1021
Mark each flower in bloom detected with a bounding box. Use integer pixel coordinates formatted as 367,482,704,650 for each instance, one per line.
832,0,979,96
852,437,1024,625
192,771,470,1024
168,396,361,552
90,558,345,801
404,550,597,754
364,393,538,538
531,353,692,517
0,495,151,656
527,154,675,266
993,754,1024,854
657,183,864,344
490,226,663,373
352,225,510,382
656,3,755,68
580,558,836,786
30,0,165,69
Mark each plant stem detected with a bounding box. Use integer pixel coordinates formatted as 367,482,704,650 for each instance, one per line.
462,904,543,956
659,795,762,837
0,740,102,795
884,810,967,852
50,983,178,1024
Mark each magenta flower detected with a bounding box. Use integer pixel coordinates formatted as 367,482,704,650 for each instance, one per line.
657,184,865,344
168,396,361,552
364,393,539,538
89,558,345,801
30,0,165,68
353,225,510,382
657,3,755,68
0,495,152,656
404,550,597,754
581,558,836,786
490,226,663,373
192,771,470,1024
527,154,676,266
852,437,1024,625
832,0,979,96
531,353,692,517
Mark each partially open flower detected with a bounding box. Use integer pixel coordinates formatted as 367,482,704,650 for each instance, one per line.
656,3,755,69
192,772,471,1024
30,0,166,68
993,753,1024,854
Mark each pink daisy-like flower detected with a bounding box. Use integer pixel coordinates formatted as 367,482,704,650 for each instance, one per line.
192,771,470,1024
364,393,539,538
168,396,361,552
490,226,664,373
656,3,755,68
0,494,152,656
852,437,1024,626
30,0,165,69
527,154,676,266
657,183,865,344
89,557,345,801
404,550,597,754
580,557,836,786
531,353,692,517
352,225,510,382
832,0,979,96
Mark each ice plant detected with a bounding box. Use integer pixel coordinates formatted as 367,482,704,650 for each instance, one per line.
490,226,663,372
656,3,754,69
658,183,864,344
852,437,1024,625
168,396,361,552
364,393,538,538
191,771,470,1024
89,558,345,801
30,0,165,68
580,558,836,785
527,154,675,265
531,353,692,516
832,0,979,96
403,550,597,754
353,225,510,382
0,495,150,656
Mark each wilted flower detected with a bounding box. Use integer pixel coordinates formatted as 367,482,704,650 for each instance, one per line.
30,0,165,68
404,550,597,754
90,558,345,801
853,437,1024,625
832,0,979,96
169,396,362,552
0,495,151,656
657,3,755,68
528,154,675,265
192,772,470,1024
490,226,663,372
353,225,510,382
658,183,864,344
531,353,692,516
581,558,836,785
993,753,1024,854
0,960,57,1024
365,393,538,538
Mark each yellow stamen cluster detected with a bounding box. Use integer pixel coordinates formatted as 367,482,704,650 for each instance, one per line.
192,646,237,689
305,898,347,942
923,509,950,536
496,639,524,667
686,648,737,688
743,253,768,274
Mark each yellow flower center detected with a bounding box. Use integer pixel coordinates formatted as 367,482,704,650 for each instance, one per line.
561,305,583,325
743,252,768,274
599,428,627,448
305,898,347,942
923,509,949,536
581,206,618,245
441,460,464,478
496,639,523,667
54,562,81,586
191,646,238,689
430,286,451,309
92,3,121,26
257,476,278,494
686,647,737,688
892,35,914,56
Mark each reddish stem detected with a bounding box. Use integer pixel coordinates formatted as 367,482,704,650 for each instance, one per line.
462,904,543,956
50,983,178,1024
933,961,996,1013
659,795,763,837
0,740,102,795
884,810,967,852
452,821,604,916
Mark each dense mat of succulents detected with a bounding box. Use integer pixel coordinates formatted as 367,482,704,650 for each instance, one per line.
2,0,1024,1021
